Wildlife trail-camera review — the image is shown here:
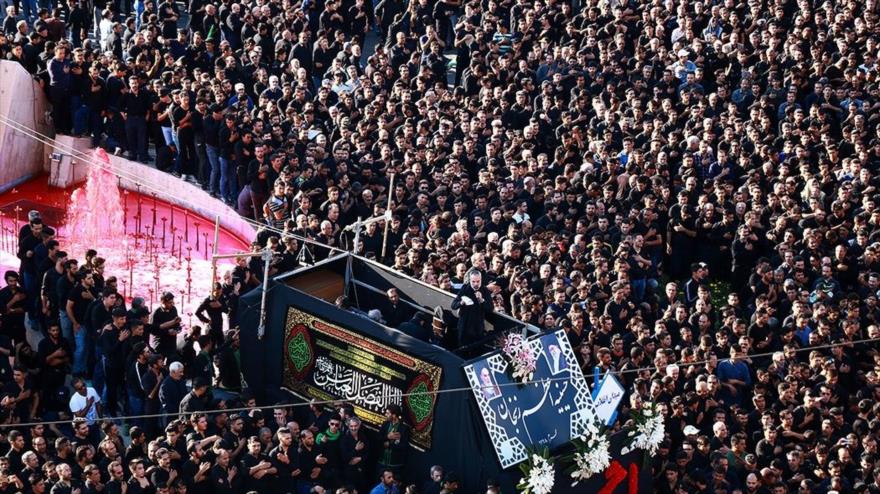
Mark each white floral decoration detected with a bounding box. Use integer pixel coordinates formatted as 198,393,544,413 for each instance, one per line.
518,450,556,494
568,419,611,485
621,401,666,456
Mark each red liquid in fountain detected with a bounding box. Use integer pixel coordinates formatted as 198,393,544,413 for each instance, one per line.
60,149,243,321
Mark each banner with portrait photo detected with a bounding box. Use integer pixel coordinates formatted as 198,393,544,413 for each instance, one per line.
282,306,443,449
463,329,596,468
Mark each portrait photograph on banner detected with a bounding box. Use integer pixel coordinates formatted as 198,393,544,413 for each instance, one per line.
463,329,596,468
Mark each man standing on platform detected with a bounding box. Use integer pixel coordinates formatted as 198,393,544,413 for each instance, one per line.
120,75,151,163
381,288,412,328
450,269,493,349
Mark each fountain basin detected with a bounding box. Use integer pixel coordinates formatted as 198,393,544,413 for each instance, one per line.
0,172,253,318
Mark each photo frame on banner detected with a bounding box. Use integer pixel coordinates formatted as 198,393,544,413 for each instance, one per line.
463,330,597,469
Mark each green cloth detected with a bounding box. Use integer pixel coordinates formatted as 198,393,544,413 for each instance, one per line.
316,427,340,444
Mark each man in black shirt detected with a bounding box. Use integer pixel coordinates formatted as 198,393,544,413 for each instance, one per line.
126,342,149,430
239,436,275,492
203,104,224,197
37,321,72,411
50,462,82,494
150,292,181,360
104,460,126,494
381,288,413,328
120,75,151,163
84,63,106,147
55,259,78,341
209,449,238,494
233,129,255,205
0,271,28,345
41,251,67,323
340,416,370,491
98,308,130,416
180,442,212,494
297,429,327,492
218,113,239,204
268,427,300,493
172,92,197,182
17,218,43,316
179,377,210,414
66,271,97,376
85,288,118,374
192,98,209,187
194,283,226,346
140,355,165,438
48,45,72,134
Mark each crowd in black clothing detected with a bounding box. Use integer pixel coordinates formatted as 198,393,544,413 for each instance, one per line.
0,0,879,490
1,213,449,494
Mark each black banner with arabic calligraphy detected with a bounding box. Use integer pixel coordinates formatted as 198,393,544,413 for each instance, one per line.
282,306,443,449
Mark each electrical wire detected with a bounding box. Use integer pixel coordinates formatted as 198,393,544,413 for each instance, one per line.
0,114,348,257
1,335,877,429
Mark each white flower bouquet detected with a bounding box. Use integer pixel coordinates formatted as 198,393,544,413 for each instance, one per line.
517,448,556,494
565,420,611,486
621,401,666,457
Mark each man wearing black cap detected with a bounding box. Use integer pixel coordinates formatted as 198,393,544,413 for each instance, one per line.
151,292,182,360
98,307,130,417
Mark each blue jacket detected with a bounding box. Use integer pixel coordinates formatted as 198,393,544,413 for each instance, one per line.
370,484,400,494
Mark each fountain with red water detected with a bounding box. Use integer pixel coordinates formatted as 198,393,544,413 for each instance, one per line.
59,149,240,318
64,149,127,258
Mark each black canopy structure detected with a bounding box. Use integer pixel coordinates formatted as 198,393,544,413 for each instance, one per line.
239,252,651,493
238,252,535,491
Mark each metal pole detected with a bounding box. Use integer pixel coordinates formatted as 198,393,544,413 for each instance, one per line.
212,252,260,260
380,173,395,262
257,248,273,340
210,215,220,283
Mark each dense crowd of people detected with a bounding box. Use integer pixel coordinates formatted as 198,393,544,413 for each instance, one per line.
3,211,459,494
0,0,877,490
